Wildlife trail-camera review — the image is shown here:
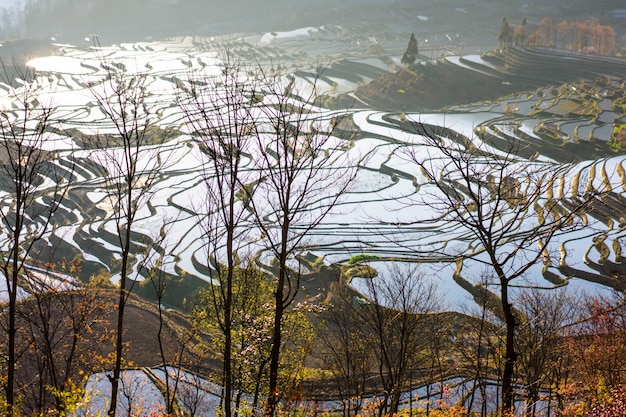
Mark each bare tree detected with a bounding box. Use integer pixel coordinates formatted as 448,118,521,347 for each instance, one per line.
180,54,261,417
403,122,596,414
86,60,169,416
17,266,109,416
320,289,373,417
117,370,163,417
354,263,440,416
244,70,357,417
175,371,219,417
515,287,578,417
454,275,503,416
181,59,354,416
0,65,71,415
145,254,198,416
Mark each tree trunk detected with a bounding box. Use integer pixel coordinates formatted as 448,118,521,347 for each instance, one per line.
265,184,293,417
389,390,402,416
108,277,126,417
265,261,285,417
501,280,516,416
224,276,233,417
108,218,133,417
5,265,18,416
224,231,233,417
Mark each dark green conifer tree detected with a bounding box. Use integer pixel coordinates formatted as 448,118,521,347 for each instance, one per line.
498,17,514,49
401,32,418,67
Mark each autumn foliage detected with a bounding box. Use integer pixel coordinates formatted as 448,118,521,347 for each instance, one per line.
527,17,619,55
559,296,626,415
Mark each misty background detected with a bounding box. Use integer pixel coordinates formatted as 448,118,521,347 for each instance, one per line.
0,0,623,49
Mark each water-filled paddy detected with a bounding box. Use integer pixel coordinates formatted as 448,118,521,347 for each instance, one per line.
3,23,623,310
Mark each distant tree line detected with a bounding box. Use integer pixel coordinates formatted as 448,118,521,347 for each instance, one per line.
496,16,626,56
527,17,623,55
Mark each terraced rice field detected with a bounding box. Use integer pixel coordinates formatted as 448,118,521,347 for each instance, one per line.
1,28,624,312
0,2,620,413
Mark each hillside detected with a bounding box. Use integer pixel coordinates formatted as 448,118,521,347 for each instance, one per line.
4,289,213,414
355,47,626,111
